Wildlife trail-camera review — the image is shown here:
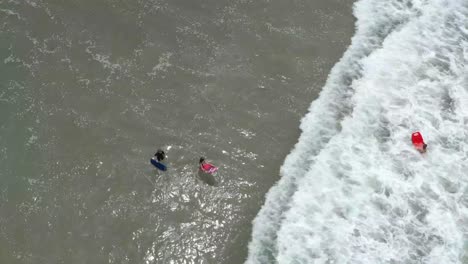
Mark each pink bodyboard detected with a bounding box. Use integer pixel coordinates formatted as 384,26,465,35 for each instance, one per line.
200,163,218,174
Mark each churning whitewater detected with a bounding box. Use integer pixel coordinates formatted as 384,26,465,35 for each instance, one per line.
247,0,468,263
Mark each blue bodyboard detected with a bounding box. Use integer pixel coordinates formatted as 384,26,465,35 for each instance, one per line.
151,158,167,171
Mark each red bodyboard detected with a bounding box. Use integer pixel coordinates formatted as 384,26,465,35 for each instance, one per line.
411,132,425,151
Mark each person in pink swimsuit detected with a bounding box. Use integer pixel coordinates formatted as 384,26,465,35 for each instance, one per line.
199,157,218,174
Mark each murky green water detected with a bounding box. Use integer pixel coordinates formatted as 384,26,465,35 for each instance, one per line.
0,0,354,263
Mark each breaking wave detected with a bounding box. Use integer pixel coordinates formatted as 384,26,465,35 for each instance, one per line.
247,0,468,263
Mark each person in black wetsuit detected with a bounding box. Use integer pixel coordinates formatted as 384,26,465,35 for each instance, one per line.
154,149,165,162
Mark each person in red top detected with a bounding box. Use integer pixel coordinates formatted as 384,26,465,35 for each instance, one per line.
411,132,427,153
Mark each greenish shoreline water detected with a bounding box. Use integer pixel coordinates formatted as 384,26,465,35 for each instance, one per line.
0,0,354,263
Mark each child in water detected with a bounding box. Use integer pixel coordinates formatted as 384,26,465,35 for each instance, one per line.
154,149,165,161
411,132,428,153
420,143,428,153
199,157,218,174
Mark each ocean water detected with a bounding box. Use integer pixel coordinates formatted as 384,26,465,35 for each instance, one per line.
247,0,468,263
0,0,354,263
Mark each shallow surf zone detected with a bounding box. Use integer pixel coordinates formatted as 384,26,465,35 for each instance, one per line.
246,0,468,263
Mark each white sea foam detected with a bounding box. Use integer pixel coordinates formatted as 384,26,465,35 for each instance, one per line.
247,0,468,263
